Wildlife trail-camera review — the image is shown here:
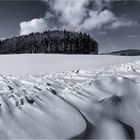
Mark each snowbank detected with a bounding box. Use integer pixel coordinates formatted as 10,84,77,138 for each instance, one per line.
0,54,140,138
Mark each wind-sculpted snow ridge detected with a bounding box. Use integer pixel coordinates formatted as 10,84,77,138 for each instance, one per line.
1,61,140,139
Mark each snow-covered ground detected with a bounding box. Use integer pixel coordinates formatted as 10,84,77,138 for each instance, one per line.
0,54,140,139
0,54,140,75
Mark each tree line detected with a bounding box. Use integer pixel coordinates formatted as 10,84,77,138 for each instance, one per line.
0,30,98,54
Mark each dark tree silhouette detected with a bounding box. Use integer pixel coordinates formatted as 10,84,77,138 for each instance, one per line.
0,30,98,54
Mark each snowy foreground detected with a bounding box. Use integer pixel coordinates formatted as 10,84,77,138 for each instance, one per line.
1,54,140,139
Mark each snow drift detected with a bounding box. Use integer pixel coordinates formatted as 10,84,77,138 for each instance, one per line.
0,54,140,139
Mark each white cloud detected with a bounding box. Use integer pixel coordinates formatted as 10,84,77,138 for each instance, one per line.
45,0,90,30
53,0,89,27
78,10,116,31
0,38,6,41
20,18,48,35
128,35,140,38
19,0,137,35
110,18,137,29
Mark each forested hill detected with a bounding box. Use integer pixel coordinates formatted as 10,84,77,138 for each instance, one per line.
105,49,140,56
0,30,98,54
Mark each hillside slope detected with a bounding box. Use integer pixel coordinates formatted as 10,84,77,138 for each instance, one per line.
106,49,140,56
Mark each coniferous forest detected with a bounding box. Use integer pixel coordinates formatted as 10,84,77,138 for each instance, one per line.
0,30,98,54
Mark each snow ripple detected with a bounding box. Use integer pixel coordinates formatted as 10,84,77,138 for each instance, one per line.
0,61,140,138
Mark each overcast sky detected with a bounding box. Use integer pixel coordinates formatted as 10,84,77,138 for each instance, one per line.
0,0,140,53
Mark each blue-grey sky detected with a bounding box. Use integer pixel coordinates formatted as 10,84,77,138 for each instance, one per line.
0,0,140,53
0,1,46,38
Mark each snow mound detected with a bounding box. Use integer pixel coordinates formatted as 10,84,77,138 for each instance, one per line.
0,75,87,139
0,55,140,139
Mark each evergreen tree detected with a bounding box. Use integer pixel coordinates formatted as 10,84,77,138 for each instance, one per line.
0,30,98,55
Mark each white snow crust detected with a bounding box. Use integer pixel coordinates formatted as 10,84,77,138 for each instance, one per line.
0,54,140,139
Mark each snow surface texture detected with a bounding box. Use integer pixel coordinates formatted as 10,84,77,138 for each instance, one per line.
0,55,140,139
0,54,140,75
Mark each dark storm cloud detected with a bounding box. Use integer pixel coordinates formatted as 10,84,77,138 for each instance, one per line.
20,0,136,35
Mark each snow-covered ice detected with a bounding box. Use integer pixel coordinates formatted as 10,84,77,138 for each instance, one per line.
0,54,140,139
0,54,139,75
